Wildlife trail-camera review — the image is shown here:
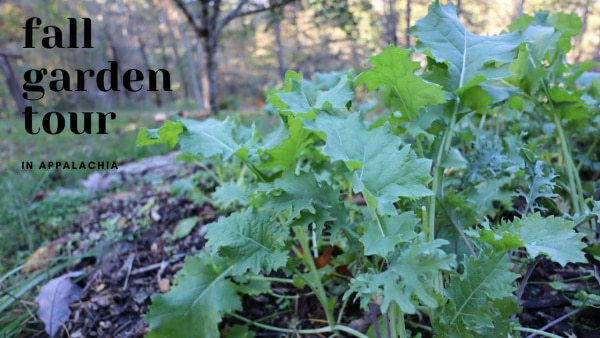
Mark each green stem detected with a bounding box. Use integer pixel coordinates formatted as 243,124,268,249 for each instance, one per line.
388,306,396,338
246,275,295,284
396,305,407,338
364,193,386,237
292,226,335,328
415,135,425,158
215,164,224,183
427,102,459,295
513,326,563,338
478,113,486,129
334,324,372,338
552,112,584,215
428,100,459,243
336,292,351,323
230,313,370,337
526,47,585,215
407,320,432,332
243,161,269,183
424,100,460,325
577,135,600,171
236,164,247,185
267,291,302,299
311,223,319,258
197,162,222,184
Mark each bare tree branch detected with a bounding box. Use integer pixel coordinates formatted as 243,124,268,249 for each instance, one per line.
215,0,250,38
233,0,292,20
216,0,293,38
208,0,223,45
173,0,205,36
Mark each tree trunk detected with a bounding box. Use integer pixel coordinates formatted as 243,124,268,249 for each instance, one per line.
157,30,176,102
0,54,27,115
405,0,411,48
515,0,526,20
180,21,203,110
269,0,285,79
574,0,591,63
197,42,211,113
194,0,221,113
166,21,191,102
103,27,127,103
595,32,600,62
203,36,219,112
202,0,220,113
274,22,285,79
138,36,162,107
174,0,292,113
386,0,398,46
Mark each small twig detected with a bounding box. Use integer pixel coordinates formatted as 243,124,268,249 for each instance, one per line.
525,308,581,338
517,257,542,306
131,263,161,275
129,253,186,275
157,260,168,282
61,322,71,338
121,253,135,290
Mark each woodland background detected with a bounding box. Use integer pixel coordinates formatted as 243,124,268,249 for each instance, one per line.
0,0,599,116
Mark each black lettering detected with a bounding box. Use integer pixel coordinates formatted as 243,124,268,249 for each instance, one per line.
23,106,40,134
42,112,65,134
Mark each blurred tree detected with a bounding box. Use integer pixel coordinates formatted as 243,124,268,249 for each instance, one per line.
173,0,295,113
574,0,593,62
405,0,411,47
267,0,286,79
385,0,398,46
179,16,203,108
0,0,597,113
514,0,526,19
0,52,27,114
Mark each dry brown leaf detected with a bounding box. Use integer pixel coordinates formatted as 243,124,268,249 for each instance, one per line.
35,271,84,337
22,236,69,272
158,278,170,293
22,245,52,273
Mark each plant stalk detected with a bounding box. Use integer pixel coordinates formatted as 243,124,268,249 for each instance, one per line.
292,226,336,328
230,313,370,338
552,112,584,215
514,326,564,338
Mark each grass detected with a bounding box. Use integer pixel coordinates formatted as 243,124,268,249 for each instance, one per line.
0,101,191,336
0,108,172,185
0,103,180,273
0,101,272,271
0,101,273,337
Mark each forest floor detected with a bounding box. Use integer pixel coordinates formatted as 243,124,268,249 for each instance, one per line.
12,152,598,338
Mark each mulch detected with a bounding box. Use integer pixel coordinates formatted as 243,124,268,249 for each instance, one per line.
32,154,214,337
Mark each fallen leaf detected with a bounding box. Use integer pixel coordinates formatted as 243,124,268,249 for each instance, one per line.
158,278,170,293
23,245,52,273
22,236,69,272
35,271,84,337
80,172,114,193
170,217,199,240
315,246,334,269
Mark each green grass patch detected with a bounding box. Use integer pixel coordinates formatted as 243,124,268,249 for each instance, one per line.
0,106,176,273
0,104,273,274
